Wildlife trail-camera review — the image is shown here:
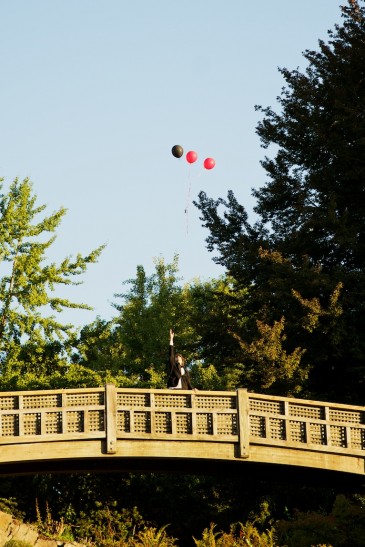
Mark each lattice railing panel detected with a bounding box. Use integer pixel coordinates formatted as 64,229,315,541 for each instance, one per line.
24,413,41,435
250,399,284,415
0,397,18,411
66,392,104,407
1,414,19,436
89,410,104,432
329,408,364,424
176,413,192,434
289,404,324,420
114,390,241,439
155,412,171,434
249,397,365,454
330,425,347,447
153,393,190,409
134,411,151,433
350,427,365,450
217,413,238,435
196,413,213,435
288,420,306,443
23,394,62,409
267,417,286,440
118,392,150,408
117,411,130,433
308,423,326,445
45,412,62,434
195,396,236,410
66,411,84,433
250,415,266,438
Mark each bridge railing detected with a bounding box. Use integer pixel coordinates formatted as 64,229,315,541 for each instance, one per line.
248,392,365,456
0,386,106,444
0,385,364,459
110,387,246,455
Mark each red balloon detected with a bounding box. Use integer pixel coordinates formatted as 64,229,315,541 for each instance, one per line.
186,150,198,164
204,157,215,170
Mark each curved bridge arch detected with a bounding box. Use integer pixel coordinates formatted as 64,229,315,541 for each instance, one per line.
0,385,364,477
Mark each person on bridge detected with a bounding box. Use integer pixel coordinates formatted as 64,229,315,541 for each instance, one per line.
167,329,194,390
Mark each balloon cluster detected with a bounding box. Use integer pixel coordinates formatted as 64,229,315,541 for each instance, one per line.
171,145,215,170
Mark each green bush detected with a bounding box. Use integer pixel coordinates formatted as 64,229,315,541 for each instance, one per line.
132,525,178,546
193,521,277,547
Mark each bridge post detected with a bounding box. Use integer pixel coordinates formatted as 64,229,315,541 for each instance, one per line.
105,384,117,454
237,388,250,458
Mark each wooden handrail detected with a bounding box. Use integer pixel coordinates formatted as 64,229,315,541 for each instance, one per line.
0,385,364,466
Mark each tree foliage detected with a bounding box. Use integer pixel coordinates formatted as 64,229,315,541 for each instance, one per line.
0,178,104,386
276,494,365,547
111,255,189,386
2,4,365,545
195,0,365,402
76,256,237,389
230,317,308,395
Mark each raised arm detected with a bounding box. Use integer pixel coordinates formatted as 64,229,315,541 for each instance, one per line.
169,329,175,370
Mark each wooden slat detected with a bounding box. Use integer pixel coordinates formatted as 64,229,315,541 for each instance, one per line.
237,389,250,458
105,384,117,454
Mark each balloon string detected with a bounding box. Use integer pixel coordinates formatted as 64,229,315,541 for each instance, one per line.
185,170,192,234
184,170,202,235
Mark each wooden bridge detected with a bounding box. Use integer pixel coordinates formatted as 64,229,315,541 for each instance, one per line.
0,384,364,478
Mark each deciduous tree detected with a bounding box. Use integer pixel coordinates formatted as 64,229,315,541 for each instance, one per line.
0,178,104,386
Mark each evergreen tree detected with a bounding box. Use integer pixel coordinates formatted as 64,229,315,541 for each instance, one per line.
0,178,104,385
195,1,365,402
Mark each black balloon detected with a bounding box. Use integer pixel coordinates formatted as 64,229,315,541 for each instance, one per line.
171,145,184,158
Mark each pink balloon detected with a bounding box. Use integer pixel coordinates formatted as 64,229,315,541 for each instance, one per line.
204,157,215,170
186,150,198,164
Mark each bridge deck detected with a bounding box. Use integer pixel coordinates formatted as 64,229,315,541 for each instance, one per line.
0,385,364,476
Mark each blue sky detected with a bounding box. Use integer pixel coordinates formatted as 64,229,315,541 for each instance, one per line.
0,1,343,327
